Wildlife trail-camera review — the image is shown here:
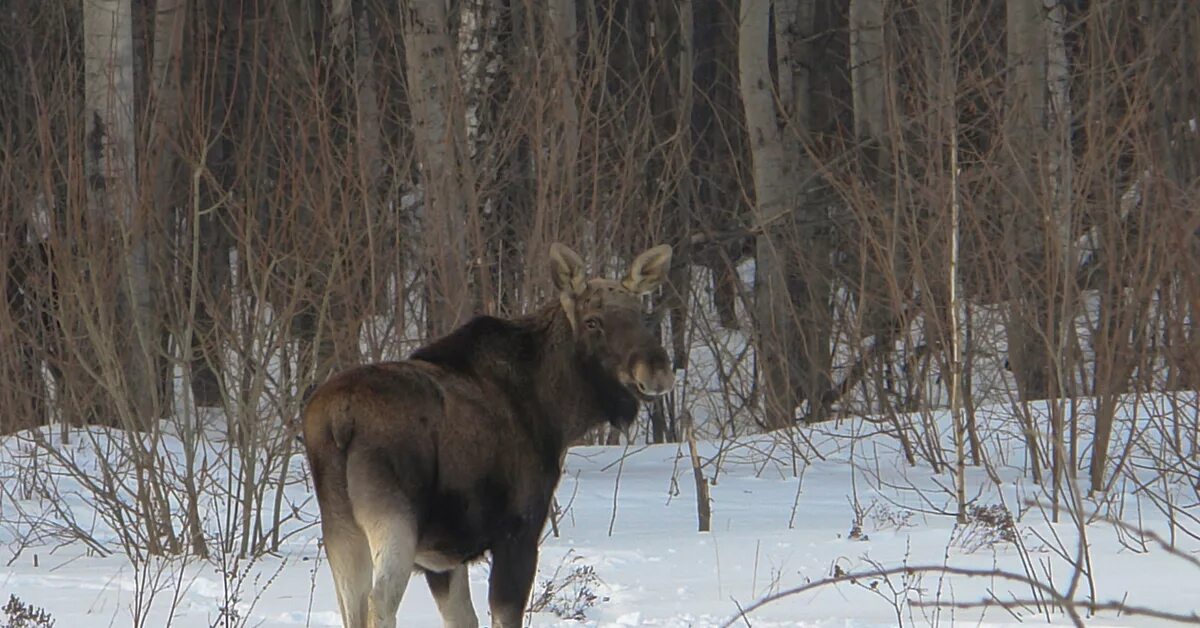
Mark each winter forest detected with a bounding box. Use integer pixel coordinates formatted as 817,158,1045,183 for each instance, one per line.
1,0,1199,626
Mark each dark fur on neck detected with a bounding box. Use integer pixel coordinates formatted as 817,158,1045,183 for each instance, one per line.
577,353,638,430
409,305,639,436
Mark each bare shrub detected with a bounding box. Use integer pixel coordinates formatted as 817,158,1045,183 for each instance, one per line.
869,501,918,533
527,551,606,622
952,504,1018,553
1,595,55,628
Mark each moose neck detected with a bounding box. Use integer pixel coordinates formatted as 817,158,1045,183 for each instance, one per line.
527,304,639,446
409,303,639,455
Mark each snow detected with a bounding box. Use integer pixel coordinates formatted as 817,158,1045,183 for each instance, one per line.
2,391,1198,627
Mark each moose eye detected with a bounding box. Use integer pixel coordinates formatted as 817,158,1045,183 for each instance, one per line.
584,318,602,331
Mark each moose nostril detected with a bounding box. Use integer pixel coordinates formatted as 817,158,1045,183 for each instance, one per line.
632,366,673,397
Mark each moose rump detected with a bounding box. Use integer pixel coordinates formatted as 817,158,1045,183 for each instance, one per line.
302,243,675,628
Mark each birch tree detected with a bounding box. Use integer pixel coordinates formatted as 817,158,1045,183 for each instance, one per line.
1043,0,1078,506
739,0,828,429
83,0,183,554
1002,0,1083,504
84,0,158,428
403,0,476,336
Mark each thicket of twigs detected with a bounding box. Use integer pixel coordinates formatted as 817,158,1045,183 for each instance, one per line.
0,1,1198,621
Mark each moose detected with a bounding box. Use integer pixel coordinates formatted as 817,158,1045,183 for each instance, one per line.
302,243,675,628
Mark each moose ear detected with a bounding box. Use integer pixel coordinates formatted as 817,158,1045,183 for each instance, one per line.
550,243,587,331
549,242,587,296
623,244,673,294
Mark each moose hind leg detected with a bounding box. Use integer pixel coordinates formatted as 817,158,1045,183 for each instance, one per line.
324,519,371,627
349,462,419,628
426,565,479,628
360,512,418,628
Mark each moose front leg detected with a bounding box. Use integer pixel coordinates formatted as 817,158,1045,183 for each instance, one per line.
487,535,538,628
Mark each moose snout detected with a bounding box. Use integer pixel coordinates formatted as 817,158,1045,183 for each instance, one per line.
631,349,675,397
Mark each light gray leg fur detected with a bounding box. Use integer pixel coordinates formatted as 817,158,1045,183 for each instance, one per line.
324,521,372,628
346,454,420,628
426,565,479,628
361,515,418,628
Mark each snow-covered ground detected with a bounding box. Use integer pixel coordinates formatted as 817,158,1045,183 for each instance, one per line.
2,392,1198,627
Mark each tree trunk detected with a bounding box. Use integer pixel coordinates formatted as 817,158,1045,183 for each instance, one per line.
741,0,793,430
186,0,236,408
476,0,532,316
1005,0,1082,496
658,0,695,377
684,411,711,532
1003,0,1055,403
850,0,886,142
151,0,208,556
84,0,180,555
549,0,581,171
351,0,389,316
84,0,157,429
850,0,903,414
148,0,187,420
740,0,828,429
1045,0,1077,507
402,0,475,337
691,0,748,333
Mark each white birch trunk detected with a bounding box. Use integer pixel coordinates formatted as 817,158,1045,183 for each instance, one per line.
740,0,803,428
84,0,136,223
84,0,156,426
86,0,178,554
403,0,475,335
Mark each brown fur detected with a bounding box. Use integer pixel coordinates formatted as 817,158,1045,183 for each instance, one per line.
303,244,673,628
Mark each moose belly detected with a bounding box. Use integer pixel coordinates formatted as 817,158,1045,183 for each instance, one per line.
415,548,467,572
414,512,514,570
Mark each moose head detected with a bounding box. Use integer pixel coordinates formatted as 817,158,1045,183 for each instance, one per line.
549,243,676,401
